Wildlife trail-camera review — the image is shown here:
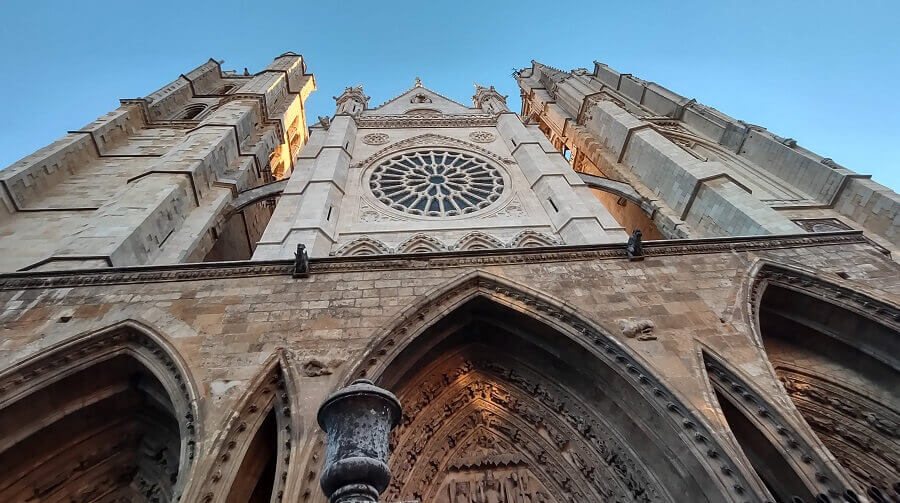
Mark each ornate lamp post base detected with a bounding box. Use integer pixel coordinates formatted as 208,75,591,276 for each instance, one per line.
317,379,402,503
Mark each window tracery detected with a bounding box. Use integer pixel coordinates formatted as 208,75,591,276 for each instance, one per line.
369,150,504,217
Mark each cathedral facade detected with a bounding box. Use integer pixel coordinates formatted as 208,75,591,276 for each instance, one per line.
0,52,897,503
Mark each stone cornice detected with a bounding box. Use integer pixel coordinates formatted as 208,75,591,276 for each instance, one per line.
0,232,871,291
356,114,497,129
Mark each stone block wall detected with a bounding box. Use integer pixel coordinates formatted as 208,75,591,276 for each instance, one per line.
0,233,894,501
0,53,315,273
517,60,899,250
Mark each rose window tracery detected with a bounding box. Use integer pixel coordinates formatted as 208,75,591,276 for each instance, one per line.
369,150,504,217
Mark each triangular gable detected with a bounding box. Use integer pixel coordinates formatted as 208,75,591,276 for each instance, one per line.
370,80,475,115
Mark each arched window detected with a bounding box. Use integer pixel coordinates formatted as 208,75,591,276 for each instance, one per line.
178,104,207,120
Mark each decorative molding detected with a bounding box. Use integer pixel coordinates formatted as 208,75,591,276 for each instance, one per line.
396,233,447,254
749,261,900,331
703,354,853,498
356,114,497,129
352,133,514,170
362,132,390,145
451,231,504,251
468,131,496,143
331,237,393,257
775,365,899,494
487,195,527,219
0,232,870,291
508,229,561,248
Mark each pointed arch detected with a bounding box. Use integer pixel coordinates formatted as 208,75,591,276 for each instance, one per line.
508,229,561,248
701,349,856,501
451,231,504,251
331,236,392,257
346,270,761,502
186,350,298,503
177,103,209,120
0,320,199,502
748,261,900,498
396,233,447,254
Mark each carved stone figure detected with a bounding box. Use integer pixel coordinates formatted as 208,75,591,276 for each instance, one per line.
293,243,309,278
626,229,643,260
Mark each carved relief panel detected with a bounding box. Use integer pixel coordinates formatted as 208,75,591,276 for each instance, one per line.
385,350,669,503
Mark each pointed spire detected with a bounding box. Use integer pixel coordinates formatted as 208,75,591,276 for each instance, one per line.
472,84,509,114
334,85,370,116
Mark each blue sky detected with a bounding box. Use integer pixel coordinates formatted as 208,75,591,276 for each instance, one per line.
1,0,898,189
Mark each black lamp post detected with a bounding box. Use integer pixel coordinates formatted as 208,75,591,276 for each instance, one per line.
317,379,402,503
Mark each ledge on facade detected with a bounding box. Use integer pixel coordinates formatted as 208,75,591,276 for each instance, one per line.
0,231,872,290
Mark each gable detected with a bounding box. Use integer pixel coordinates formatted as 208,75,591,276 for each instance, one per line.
370,83,476,115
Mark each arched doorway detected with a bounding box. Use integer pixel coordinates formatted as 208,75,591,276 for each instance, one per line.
351,272,761,502
0,322,197,502
754,265,900,500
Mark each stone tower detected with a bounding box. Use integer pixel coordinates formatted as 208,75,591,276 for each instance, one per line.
0,57,897,503
0,52,315,272
517,61,899,253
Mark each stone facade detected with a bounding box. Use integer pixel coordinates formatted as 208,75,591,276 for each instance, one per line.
518,61,900,255
0,53,315,272
252,79,626,260
0,55,898,503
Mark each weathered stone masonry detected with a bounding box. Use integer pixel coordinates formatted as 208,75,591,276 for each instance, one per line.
0,233,897,501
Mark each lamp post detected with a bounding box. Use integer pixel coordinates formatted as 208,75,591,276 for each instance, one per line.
317,379,402,503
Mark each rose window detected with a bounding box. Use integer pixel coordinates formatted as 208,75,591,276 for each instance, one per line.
369,150,504,217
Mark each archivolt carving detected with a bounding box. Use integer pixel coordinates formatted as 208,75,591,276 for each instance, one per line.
747,261,900,351
703,352,856,498
352,133,514,169
777,366,899,493
331,237,392,257
397,233,447,254
451,231,504,251
348,271,762,502
388,354,666,502
748,261,900,499
187,350,297,503
0,320,199,502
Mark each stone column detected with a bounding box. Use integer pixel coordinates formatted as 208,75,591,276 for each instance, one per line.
495,111,627,244
317,379,401,503
252,113,357,259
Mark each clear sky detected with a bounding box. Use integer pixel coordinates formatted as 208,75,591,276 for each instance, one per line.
1,0,898,189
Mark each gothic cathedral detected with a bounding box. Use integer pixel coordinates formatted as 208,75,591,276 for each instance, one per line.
0,53,897,503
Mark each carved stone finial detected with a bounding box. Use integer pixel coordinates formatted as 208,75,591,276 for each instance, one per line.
626,229,644,261
318,116,332,130
472,84,509,113
317,379,402,503
334,85,370,116
414,76,422,88
293,243,309,278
